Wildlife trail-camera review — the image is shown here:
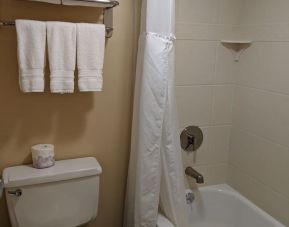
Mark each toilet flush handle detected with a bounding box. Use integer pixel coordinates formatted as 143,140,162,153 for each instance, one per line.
0,179,3,198
8,189,22,197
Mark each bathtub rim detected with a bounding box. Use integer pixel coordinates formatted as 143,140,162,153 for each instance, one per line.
194,184,286,227
157,184,286,227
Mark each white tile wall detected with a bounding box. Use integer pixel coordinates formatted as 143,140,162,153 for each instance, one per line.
240,0,289,25
219,0,241,25
177,0,240,25
211,85,234,125
176,86,212,127
177,0,289,225
229,128,289,198
228,1,289,225
238,42,289,95
214,44,238,84
176,41,216,85
176,0,239,186
227,164,289,226
177,0,220,24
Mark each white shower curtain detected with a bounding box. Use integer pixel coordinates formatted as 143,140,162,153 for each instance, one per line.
124,1,189,227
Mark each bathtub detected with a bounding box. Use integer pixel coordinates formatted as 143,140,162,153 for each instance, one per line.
157,184,285,227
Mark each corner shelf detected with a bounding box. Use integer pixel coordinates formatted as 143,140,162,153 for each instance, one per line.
221,40,253,62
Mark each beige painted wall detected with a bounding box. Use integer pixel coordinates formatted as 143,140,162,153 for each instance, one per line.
0,0,136,226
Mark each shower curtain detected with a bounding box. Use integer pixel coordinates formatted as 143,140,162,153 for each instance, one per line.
124,0,189,227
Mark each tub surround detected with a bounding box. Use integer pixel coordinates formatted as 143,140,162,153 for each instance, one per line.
176,0,289,225
228,1,289,225
176,0,238,187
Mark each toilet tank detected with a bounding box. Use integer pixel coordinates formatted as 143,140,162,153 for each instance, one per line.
3,157,102,227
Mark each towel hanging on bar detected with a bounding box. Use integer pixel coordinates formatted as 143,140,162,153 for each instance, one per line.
1,0,119,38
0,20,114,38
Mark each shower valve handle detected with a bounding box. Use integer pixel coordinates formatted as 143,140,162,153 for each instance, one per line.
8,189,22,197
180,126,203,152
185,134,195,150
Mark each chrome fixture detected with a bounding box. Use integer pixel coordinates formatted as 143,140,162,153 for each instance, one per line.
7,189,22,197
180,126,203,152
185,167,204,184
0,21,15,26
186,190,195,204
72,0,119,7
0,0,119,38
0,21,114,38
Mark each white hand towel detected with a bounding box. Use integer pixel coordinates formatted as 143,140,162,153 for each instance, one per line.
77,23,105,92
62,0,111,7
16,20,46,92
28,0,61,4
47,22,76,93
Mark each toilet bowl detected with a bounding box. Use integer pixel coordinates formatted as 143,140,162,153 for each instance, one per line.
2,157,102,227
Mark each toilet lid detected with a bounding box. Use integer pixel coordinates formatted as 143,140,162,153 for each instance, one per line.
3,157,102,188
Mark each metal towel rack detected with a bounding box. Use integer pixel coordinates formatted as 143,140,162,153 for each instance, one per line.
0,0,119,38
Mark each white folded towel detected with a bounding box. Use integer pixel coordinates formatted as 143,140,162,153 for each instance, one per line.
47,22,76,93
28,0,61,4
16,20,46,92
77,23,105,92
62,0,111,7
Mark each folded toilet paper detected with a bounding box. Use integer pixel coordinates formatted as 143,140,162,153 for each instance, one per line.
31,144,55,169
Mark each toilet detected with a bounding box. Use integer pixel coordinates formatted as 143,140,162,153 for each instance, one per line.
2,157,102,227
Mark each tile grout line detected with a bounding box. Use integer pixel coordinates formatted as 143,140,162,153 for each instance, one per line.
228,163,289,202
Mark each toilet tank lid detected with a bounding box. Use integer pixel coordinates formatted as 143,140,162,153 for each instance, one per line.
2,157,102,188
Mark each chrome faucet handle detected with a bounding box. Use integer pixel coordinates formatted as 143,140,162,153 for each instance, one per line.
184,134,195,150
8,189,22,197
186,191,195,204
180,126,203,152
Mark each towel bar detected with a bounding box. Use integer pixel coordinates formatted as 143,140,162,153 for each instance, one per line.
0,0,119,38
0,21,114,38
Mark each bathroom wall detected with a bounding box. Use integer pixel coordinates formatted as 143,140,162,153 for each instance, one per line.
175,0,289,225
175,0,240,186
228,0,289,225
0,0,136,226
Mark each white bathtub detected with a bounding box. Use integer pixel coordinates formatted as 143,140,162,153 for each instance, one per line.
157,184,285,227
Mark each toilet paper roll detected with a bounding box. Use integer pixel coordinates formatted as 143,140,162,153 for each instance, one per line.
0,179,3,199
31,144,55,169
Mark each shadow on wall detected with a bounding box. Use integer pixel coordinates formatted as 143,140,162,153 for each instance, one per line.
0,0,136,226
0,28,94,163
0,0,108,167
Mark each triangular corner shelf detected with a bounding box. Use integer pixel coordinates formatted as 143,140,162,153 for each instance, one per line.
221,40,253,62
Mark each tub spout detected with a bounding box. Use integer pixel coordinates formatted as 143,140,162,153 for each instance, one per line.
185,167,204,184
